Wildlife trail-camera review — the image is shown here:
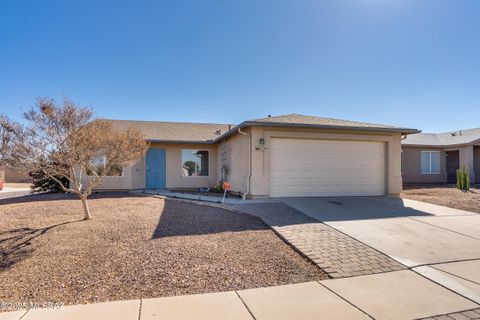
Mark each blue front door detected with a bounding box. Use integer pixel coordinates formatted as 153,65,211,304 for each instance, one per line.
146,148,166,189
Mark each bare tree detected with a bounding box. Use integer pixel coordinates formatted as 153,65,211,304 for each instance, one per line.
0,97,147,220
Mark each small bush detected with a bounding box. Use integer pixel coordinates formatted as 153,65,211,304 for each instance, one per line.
213,182,224,193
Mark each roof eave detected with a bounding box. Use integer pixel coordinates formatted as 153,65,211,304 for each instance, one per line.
146,139,216,144
215,121,420,142
401,141,476,148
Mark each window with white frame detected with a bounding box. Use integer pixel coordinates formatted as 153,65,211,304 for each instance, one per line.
420,151,440,174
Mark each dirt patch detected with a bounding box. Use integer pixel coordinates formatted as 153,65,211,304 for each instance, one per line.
402,185,480,213
0,193,325,308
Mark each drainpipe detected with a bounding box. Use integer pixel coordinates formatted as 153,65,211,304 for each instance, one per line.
238,128,251,199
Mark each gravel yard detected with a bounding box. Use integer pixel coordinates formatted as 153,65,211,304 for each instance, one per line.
402,185,480,213
0,193,325,307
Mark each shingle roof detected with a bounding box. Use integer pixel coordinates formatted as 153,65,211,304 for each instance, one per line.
214,114,419,141
248,114,416,131
107,114,420,144
108,119,232,143
402,128,480,147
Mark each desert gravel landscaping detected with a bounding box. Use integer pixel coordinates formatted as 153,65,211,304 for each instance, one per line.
0,193,326,308
402,185,480,214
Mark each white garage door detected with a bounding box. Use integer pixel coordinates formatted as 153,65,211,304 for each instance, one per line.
270,138,386,197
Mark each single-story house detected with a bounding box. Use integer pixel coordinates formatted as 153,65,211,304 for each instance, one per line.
402,128,480,184
85,114,419,198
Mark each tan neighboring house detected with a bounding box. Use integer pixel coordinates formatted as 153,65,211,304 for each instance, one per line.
402,128,480,184
83,114,419,198
0,165,33,183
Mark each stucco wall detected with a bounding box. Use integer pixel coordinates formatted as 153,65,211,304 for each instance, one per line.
218,128,250,194
474,146,480,183
459,145,476,183
150,142,219,189
87,143,219,190
81,158,145,191
401,147,447,184
242,126,403,197
0,166,33,183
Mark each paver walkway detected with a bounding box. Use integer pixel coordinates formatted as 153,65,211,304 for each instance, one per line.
229,202,405,278
417,308,480,320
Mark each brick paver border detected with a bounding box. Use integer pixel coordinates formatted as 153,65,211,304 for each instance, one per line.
417,307,480,320
229,202,406,278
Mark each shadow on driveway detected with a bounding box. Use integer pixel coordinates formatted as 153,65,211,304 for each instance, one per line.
281,196,435,222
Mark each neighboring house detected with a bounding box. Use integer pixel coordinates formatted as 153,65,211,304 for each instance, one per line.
0,165,33,183
402,128,480,184
83,114,419,198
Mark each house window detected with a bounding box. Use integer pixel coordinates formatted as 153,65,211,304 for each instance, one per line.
181,149,209,177
421,151,440,174
87,156,124,176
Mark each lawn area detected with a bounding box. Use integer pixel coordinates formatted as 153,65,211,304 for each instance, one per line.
0,193,326,307
401,185,480,214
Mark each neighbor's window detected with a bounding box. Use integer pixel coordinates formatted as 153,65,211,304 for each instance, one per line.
420,151,440,174
87,156,124,176
181,149,209,176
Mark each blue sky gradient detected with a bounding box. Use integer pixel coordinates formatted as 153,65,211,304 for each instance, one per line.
1,0,479,132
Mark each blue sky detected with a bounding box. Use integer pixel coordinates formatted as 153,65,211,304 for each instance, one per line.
1,0,479,132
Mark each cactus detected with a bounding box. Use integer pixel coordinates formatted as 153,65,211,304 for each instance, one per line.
456,167,470,191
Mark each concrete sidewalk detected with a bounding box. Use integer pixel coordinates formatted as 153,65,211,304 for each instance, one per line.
2,270,479,320
141,189,274,205
0,187,31,199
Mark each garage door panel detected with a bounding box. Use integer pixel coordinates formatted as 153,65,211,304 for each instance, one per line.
270,139,385,197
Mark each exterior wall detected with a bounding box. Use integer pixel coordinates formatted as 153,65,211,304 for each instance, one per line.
474,146,480,183
401,147,447,184
244,126,403,197
0,166,33,183
150,142,219,189
459,145,476,183
87,143,219,190
81,158,145,191
218,128,250,194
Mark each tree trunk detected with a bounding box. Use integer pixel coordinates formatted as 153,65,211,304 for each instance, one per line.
80,196,92,220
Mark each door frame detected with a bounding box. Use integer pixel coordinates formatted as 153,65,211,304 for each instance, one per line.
445,150,460,183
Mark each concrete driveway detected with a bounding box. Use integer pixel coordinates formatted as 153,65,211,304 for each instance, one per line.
282,196,480,305
282,196,480,266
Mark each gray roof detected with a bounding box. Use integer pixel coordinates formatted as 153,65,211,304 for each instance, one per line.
402,128,480,147
108,119,232,143
217,114,419,141
249,114,417,131
107,114,420,144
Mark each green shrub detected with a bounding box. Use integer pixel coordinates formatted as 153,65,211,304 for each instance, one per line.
456,167,470,191
31,169,69,193
213,182,223,193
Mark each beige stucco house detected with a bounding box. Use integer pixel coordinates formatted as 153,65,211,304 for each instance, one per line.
86,114,419,198
402,128,480,185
